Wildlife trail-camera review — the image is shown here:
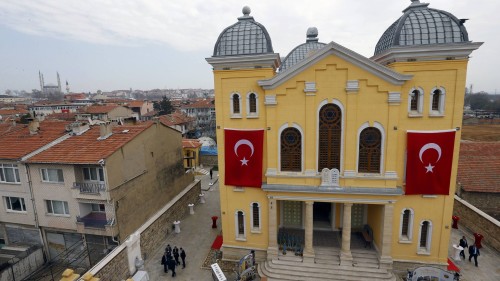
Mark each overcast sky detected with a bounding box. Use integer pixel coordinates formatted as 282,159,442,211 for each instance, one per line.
0,0,497,94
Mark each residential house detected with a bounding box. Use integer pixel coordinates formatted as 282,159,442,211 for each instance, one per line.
75,105,134,123
180,99,216,137
182,139,202,170
159,112,196,137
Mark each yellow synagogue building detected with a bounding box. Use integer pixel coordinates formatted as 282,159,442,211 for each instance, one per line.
206,1,481,279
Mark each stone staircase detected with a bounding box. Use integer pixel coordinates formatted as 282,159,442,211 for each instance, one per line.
258,247,396,281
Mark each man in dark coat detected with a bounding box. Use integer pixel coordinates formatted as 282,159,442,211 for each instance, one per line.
180,247,187,268
173,246,180,266
459,236,468,259
167,255,177,277
160,251,169,273
165,244,172,256
468,244,480,267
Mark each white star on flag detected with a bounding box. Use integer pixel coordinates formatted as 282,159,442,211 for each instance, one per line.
425,163,435,173
240,157,249,166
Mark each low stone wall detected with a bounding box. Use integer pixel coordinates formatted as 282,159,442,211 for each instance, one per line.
200,154,218,168
453,195,500,253
0,247,44,281
81,179,201,281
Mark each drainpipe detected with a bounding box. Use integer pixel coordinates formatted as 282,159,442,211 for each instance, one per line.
25,163,48,256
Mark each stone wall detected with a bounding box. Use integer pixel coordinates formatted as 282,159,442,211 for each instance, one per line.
200,154,218,168
456,191,500,220
83,180,201,281
453,195,500,253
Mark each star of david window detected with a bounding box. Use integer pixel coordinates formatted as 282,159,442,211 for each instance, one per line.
281,127,301,172
318,104,342,172
358,127,381,173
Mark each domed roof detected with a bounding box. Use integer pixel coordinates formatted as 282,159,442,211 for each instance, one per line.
374,0,469,55
279,27,327,72
213,6,274,57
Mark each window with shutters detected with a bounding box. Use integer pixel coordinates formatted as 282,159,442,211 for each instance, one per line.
399,208,414,242
318,104,342,172
250,202,261,232
230,93,242,118
408,88,423,116
418,220,432,254
281,127,302,172
429,87,445,115
247,92,258,117
358,127,381,173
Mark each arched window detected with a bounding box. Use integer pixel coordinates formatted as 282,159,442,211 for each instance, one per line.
281,127,302,172
408,88,423,115
399,208,414,242
318,104,342,171
247,92,258,117
250,202,261,232
230,93,241,117
429,87,445,115
418,220,433,254
358,127,381,173
235,210,246,240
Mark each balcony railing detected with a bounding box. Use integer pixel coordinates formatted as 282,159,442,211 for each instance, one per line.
76,213,110,229
73,182,106,194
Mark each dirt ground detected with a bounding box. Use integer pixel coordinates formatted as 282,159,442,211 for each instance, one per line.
461,124,500,141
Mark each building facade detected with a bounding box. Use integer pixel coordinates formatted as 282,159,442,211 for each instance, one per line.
207,0,481,273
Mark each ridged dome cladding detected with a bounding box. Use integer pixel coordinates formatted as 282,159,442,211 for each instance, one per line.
374,0,469,55
279,27,326,72
213,7,273,57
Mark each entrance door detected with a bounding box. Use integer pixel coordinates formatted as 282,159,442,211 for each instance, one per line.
351,204,366,231
282,201,302,228
313,202,332,230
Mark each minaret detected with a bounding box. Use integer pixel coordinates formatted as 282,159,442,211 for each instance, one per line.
66,80,70,93
39,71,44,92
57,72,61,93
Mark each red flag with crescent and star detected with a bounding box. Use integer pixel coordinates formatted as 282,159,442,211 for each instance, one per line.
405,130,456,195
224,129,264,188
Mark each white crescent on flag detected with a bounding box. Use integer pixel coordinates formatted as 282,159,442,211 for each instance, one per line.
234,139,254,157
419,143,442,163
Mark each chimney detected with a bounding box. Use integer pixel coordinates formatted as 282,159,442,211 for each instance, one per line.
12,120,16,127
98,122,113,140
28,119,40,135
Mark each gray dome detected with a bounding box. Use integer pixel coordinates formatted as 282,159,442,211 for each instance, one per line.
213,7,274,57
279,27,327,71
374,0,469,55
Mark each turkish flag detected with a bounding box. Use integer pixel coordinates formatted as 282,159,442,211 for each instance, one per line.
224,129,264,187
405,130,456,195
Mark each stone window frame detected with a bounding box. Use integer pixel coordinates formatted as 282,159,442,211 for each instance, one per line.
246,92,259,118
429,87,446,116
278,123,304,173
235,210,246,241
356,122,385,175
399,208,414,243
408,87,424,117
250,202,261,233
417,220,433,255
230,92,242,118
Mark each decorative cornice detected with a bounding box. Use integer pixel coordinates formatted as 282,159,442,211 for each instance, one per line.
206,53,281,71
371,42,483,65
264,184,403,198
258,41,412,90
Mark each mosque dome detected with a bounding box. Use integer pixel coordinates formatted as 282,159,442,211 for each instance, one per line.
374,0,469,55
213,6,274,57
279,27,327,72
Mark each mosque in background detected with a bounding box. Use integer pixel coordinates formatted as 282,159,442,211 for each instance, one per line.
207,0,481,279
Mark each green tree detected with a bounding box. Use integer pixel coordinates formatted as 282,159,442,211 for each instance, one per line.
469,93,491,110
153,96,174,115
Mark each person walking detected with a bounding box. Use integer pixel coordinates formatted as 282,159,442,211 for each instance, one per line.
160,250,169,273
468,244,480,267
459,236,468,259
173,246,180,266
165,244,172,256
167,255,177,277
180,247,187,268
209,168,213,180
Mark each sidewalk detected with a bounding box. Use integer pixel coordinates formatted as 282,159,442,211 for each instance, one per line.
144,170,228,280
448,226,500,281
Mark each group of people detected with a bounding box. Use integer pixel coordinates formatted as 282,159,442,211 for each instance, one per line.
161,244,187,277
459,236,480,267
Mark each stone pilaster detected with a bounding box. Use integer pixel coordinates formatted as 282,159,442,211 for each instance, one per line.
267,198,279,260
379,203,394,269
340,203,353,266
303,201,315,263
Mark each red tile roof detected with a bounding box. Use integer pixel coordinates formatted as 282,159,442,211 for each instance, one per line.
0,108,29,115
124,101,144,108
27,122,154,164
457,141,500,193
83,105,119,114
159,112,195,126
182,139,202,148
0,121,71,160
181,99,214,109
